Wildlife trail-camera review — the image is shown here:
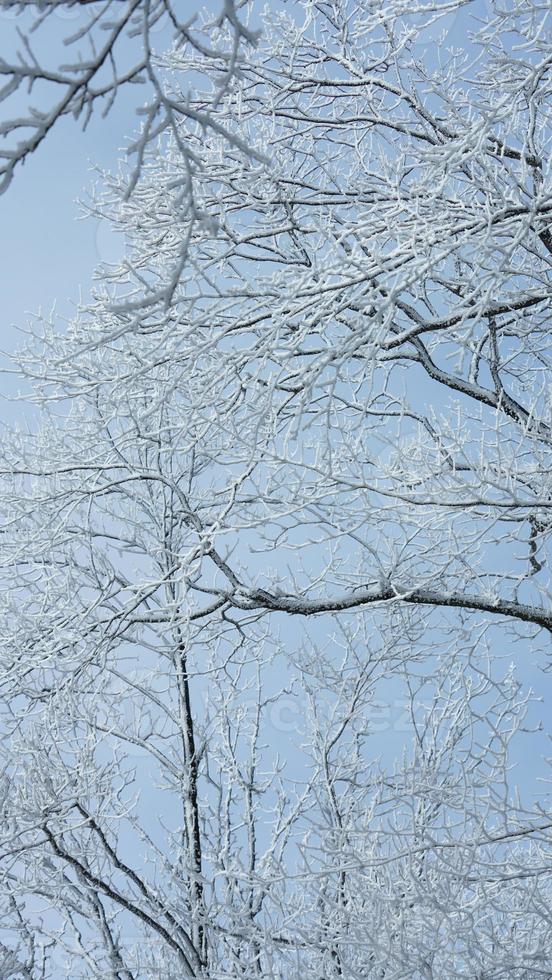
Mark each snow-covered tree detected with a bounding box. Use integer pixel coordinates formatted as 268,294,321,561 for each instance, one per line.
0,0,262,195
1,0,552,976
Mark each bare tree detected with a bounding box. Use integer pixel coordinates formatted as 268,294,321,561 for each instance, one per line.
1,0,552,976
0,0,263,196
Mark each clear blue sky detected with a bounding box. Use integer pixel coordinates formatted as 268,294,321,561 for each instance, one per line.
0,8,164,389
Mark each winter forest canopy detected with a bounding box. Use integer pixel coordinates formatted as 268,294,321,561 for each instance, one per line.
1,0,552,976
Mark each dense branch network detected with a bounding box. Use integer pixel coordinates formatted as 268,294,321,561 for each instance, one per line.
0,0,262,196
0,0,552,977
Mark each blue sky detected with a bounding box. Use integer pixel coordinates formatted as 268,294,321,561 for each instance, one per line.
0,8,162,393
1,108,123,327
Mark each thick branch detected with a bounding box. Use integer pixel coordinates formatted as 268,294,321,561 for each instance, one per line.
239,586,552,633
